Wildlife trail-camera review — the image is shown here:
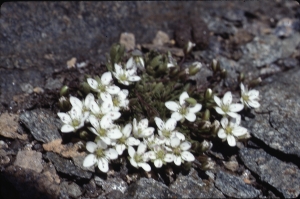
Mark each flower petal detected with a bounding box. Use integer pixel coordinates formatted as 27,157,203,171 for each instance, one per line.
138,162,151,172
101,137,111,145
171,112,183,121
126,57,134,69
100,115,113,129
215,107,225,115
179,92,189,105
126,137,140,146
116,144,126,155
139,119,149,129
217,129,227,139
180,141,191,151
109,111,121,120
188,103,202,113
181,151,195,162
240,83,245,92
83,154,97,167
165,101,180,112
70,96,83,109
137,143,147,154
101,71,112,85
154,117,165,130
90,101,101,114
174,132,185,141
185,112,196,122
105,148,118,160
147,151,156,160
86,141,97,153
232,127,248,137
227,112,239,118
96,139,108,149
227,135,236,147
98,158,109,173
128,76,141,82
84,93,95,108
130,158,138,168
174,156,182,166
222,91,232,105
106,85,120,94
154,159,163,168
213,95,222,107
57,112,71,124
248,100,260,108
61,124,75,133
123,123,132,136
143,127,155,137
107,129,122,139
165,118,177,131
164,154,174,162
114,63,123,75
248,90,259,99
220,117,228,128
170,137,180,148
87,78,98,90
128,146,136,158
229,103,244,112
89,115,100,129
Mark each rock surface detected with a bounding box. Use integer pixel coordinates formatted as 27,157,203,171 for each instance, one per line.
215,170,260,198
239,148,300,198
20,109,62,143
14,150,43,173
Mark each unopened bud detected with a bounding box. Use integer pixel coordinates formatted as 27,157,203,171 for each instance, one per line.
202,109,210,121
204,88,213,100
199,140,212,152
182,162,192,171
220,69,227,78
188,61,202,76
211,120,220,136
59,96,71,111
185,97,197,106
79,131,89,140
211,59,220,72
238,73,245,82
80,82,91,95
248,77,262,88
60,85,69,97
184,41,196,55
201,159,215,170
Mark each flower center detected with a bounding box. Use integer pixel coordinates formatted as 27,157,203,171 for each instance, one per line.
97,128,107,137
118,136,126,144
133,153,143,163
242,94,249,102
221,103,230,113
156,150,165,160
112,97,120,107
119,73,128,82
98,84,106,93
162,129,171,138
173,147,181,156
179,106,187,116
72,119,80,127
95,148,105,159
225,126,233,135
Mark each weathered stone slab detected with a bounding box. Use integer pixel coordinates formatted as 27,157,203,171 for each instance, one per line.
239,148,300,198
215,170,260,198
20,109,62,143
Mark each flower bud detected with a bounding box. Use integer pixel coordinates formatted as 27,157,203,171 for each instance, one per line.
80,82,91,95
202,109,210,121
185,97,197,106
238,72,245,83
204,88,213,100
79,131,89,140
58,96,71,111
248,77,262,88
201,159,215,170
60,85,69,97
184,41,195,55
188,62,202,76
211,59,220,72
211,120,220,136
199,140,212,152
220,68,227,78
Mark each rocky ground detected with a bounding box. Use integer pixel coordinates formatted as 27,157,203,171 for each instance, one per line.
1,1,300,199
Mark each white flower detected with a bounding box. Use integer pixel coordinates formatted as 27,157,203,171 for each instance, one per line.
132,118,155,138
87,72,120,99
69,94,94,120
147,145,174,168
240,83,260,108
126,56,144,71
89,115,122,145
128,143,151,172
106,89,129,111
167,52,177,68
217,115,248,147
89,99,121,121
143,134,166,149
113,63,141,85
166,137,195,166
114,123,140,155
57,106,86,133
154,117,185,145
83,140,118,173
165,92,202,122
214,91,244,118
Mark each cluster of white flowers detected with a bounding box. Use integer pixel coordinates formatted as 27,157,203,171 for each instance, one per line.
213,83,260,146
57,56,198,173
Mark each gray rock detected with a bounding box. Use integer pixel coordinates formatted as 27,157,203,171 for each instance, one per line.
46,152,92,179
170,168,225,198
95,176,128,194
14,150,43,173
244,68,300,158
44,77,63,91
239,33,300,68
60,181,82,198
124,178,181,199
215,171,260,198
20,109,62,143
239,148,300,198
